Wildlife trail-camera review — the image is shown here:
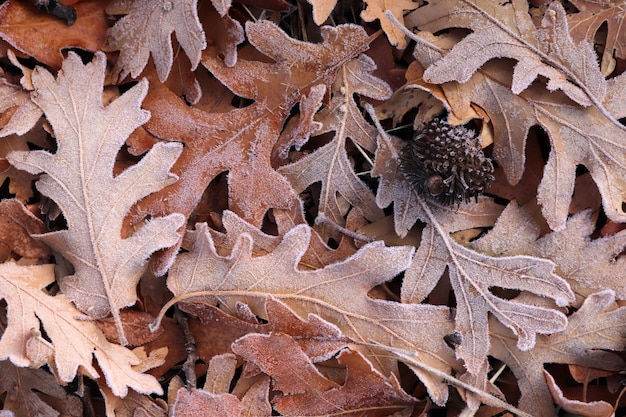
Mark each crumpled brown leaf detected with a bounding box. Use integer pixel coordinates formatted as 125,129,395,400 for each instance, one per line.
7,52,185,345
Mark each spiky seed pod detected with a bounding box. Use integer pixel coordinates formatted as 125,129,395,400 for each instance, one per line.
399,118,495,206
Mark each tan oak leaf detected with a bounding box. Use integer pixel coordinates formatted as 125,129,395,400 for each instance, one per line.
104,0,207,82
409,6,626,230
402,197,575,380
7,52,185,346
0,262,163,398
278,55,390,236
489,290,626,416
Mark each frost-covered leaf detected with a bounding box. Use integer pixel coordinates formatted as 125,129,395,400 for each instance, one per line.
544,370,614,417
0,262,163,398
233,333,416,415
279,54,391,236
490,290,626,416
165,219,458,406
7,52,184,345
184,296,349,364
472,204,626,300
406,0,604,106
104,0,207,82
411,16,626,230
171,388,241,417
0,78,41,137
402,198,574,380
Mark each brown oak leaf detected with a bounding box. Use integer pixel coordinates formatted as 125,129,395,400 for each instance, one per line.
0,199,49,259
232,333,417,416
0,361,83,417
133,20,375,273
183,296,349,363
567,0,626,74
0,0,109,68
278,54,390,236
0,77,41,137
7,52,185,346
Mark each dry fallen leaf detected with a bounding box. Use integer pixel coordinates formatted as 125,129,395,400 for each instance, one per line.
233,333,417,416
7,52,185,345
0,262,163,398
0,361,83,417
279,54,391,236
0,0,109,69
490,290,626,416
104,0,207,82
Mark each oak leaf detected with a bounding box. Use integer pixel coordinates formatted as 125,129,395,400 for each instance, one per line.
7,52,185,345
183,296,349,364
0,121,52,202
0,0,109,68
0,77,41,137
472,203,626,300
164,219,459,406
401,198,575,381
0,361,83,417
279,54,390,235
0,262,163,398
104,0,207,82
567,0,626,74
171,388,240,417
489,290,626,416
232,333,416,416
406,0,602,106
361,0,419,49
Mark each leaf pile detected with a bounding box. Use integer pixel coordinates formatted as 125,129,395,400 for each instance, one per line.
0,0,625,416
